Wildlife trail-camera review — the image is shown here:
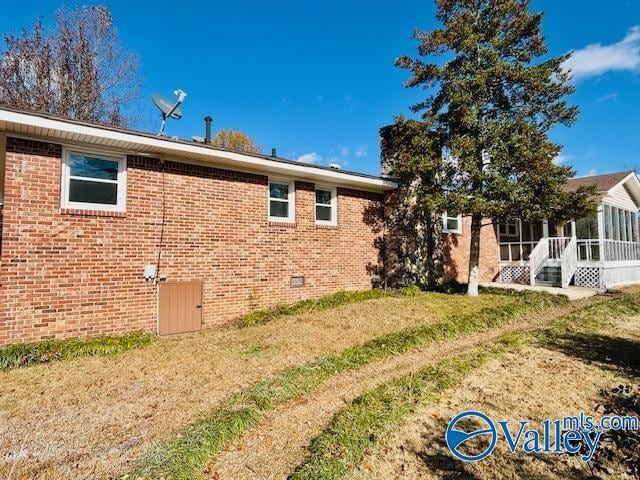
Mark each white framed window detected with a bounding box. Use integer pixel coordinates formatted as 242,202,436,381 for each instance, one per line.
268,179,295,222
442,212,462,234
499,219,519,237
61,149,126,212
315,186,337,226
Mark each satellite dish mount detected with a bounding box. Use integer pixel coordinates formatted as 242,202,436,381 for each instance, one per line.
152,89,187,136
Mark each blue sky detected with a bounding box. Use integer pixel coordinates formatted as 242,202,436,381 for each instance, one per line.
1,1,640,176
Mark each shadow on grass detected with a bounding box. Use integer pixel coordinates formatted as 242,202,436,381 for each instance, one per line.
412,450,481,479
412,331,640,479
545,332,640,378
411,426,597,480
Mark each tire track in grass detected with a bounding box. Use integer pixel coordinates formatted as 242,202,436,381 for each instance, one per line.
289,346,505,480
288,293,640,480
119,290,567,480
207,296,602,479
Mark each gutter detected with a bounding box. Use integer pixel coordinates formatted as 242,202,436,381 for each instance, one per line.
0,108,398,192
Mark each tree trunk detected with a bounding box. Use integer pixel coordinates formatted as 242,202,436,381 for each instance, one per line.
467,213,482,296
425,211,445,290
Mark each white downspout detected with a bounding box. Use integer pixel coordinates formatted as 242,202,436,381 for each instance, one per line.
597,203,605,287
0,132,5,207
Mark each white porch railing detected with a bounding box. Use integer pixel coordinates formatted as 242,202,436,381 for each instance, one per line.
504,236,640,288
529,237,572,286
577,240,600,262
548,237,570,260
529,238,550,285
602,240,640,262
561,237,578,288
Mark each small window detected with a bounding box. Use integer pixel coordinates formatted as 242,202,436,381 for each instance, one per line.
268,180,295,222
315,187,337,225
442,212,462,234
62,150,126,211
499,220,519,237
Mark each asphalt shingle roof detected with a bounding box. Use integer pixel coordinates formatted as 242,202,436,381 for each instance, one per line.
563,171,633,193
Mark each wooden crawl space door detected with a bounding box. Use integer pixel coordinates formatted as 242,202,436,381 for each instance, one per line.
158,280,203,335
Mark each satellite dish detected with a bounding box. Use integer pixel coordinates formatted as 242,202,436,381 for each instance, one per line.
152,94,183,119
152,89,187,136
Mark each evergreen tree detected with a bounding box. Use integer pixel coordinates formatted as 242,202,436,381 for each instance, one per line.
381,119,448,290
392,0,595,295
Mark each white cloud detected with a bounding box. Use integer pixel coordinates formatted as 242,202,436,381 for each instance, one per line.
297,152,322,164
339,145,350,157
577,169,598,178
297,146,360,167
343,93,358,112
355,146,368,157
553,153,573,165
595,91,619,103
564,26,640,80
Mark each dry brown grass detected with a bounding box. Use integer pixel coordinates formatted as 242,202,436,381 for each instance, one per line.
0,292,509,480
206,297,597,480
349,317,640,480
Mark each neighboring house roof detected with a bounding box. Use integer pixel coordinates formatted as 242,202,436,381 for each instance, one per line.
0,106,397,192
563,171,634,193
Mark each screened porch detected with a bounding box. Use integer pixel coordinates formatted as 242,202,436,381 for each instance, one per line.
498,203,640,266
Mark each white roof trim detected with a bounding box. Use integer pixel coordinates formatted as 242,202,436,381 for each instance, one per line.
607,172,640,207
0,108,397,192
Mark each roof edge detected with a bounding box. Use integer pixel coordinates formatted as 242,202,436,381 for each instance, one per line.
0,106,397,192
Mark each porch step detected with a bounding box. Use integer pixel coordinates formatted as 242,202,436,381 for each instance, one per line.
535,266,562,288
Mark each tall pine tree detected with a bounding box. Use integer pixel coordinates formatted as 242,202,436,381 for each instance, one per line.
392,0,595,295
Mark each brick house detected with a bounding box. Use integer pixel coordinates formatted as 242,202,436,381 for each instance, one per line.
0,107,638,345
0,108,406,344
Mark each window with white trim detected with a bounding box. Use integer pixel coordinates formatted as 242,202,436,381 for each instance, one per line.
268,180,295,222
61,150,126,212
499,219,519,237
442,212,462,234
315,187,337,225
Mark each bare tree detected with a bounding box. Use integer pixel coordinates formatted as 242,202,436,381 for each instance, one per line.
0,5,140,126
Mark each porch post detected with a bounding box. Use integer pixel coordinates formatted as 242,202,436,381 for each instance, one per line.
542,220,549,238
518,219,523,261
597,204,605,264
571,221,576,239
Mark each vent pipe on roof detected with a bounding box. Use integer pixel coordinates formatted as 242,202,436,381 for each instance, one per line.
204,116,212,144
271,148,277,158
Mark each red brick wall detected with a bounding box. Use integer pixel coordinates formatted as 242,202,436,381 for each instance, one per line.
0,138,383,345
443,216,500,284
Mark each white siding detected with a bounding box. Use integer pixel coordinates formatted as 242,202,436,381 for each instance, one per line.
601,264,640,287
603,183,639,211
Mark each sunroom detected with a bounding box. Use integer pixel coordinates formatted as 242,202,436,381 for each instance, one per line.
498,171,640,289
